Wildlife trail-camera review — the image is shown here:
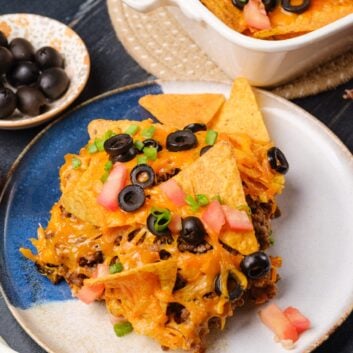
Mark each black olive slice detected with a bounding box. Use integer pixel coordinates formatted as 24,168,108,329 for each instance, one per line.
180,216,206,246
281,0,310,13
267,147,289,174
200,145,212,156
215,271,244,301
166,130,197,152
240,251,270,279
231,0,249,10
143,138,163,151
262,0,277,11
183,123,207,133
104,134,133,157
111,146,138,163
147,214,171,237
130,164,155,188
118,185,145,212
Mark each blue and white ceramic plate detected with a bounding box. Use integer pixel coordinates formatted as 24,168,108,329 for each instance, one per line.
1,81,353,353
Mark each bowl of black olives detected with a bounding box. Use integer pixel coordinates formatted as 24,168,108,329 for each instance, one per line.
0,14,90,129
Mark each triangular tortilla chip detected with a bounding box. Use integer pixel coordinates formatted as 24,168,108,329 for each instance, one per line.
139,93,225,129
173,140,259,254
210,78,270,142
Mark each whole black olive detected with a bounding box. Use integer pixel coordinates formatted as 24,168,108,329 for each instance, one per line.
166,130,197,152
0,87,16,119
143,138,162,151
0,47,14,75
200,145,212,156
147,214,172,237
7,61,39,87
35,46,64,69
118,185,145,212
262,0,277,11
231,0,249,9
38,67,70,100
183,123,207,133
180,216,206,246
9,38,34,61
16,86,47,116
104,134,133,157
240,251,270,279
111,146,138,163
281,0,310,13
0,31,8,47
130,164,155,188
215,271,243,301
267,147,289,174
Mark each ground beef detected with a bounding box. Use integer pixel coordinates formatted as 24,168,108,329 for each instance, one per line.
155,168,181,184
78,250,104,267
166,302,190,324
67,272,88,287
246,196,274,250
35,263,64,284
178,240,212,254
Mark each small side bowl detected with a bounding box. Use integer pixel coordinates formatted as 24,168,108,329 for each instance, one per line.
0,13,90,130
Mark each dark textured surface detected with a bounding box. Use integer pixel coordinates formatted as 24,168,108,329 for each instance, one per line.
0,1,352,352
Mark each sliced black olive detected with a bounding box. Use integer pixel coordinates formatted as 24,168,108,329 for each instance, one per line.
240,251,270,279
166,130,197,152
183,123,207,133
104,134,133,157
267,147,289,174
281,0,310,13
262,0,277,11
118,185,145,212
0,31,8,47
200,145,212,156
231,0,249,10
215,271,243,301
143,138,162,152
147,214,171,238
130,164,155,188
180,216,206,246
111,146,138,163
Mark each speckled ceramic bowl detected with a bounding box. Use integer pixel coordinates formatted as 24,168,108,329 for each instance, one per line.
0,13,90,130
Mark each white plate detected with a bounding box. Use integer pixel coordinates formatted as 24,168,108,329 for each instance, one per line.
0,13,90,129
1,81,353,353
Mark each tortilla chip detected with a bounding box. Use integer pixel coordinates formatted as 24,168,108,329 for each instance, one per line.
173,140,259,254
139,93,225,129
210,78,270,142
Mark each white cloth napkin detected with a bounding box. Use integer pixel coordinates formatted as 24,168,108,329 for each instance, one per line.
0,337,19,353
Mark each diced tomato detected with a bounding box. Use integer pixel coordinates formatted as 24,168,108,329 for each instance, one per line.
259,303,299,342
222,205,253,231
283,307,311,334
244,0,271,30
76,283,105,304
168,214,182,233
159,179,186,206
97,163,127,211
202,200,226,234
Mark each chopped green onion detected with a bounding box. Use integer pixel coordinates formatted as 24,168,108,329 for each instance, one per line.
205,130,218,145
114,322,133,337
125,124,139,136
100,171,109,183
104,160,113,172
137,155,148,165
151,207,171,232
142,126,156,139
185,195,199,212
269,235,275,246
72,157,81,169
143,146,157,161
211,195,222,203
237,204,252,216
109,262,124,274
196,194,209,207
94,138,105,152
104,130,116,140
134,140,144,151
87,143,98,154
151,207,168,217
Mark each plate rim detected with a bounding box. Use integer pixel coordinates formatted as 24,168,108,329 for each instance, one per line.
0,13,91,130
1,79,353,353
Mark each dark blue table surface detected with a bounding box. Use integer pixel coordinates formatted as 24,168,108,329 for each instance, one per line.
0,1,352,352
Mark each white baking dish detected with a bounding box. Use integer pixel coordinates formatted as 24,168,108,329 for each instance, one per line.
122,0,353,87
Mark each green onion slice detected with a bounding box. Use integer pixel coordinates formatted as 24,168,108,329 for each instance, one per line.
109,262,124,274
143,146,157,161
196,194,209,206
151,207,171,231
100,171,109,183
134,140,144,151
87,143,98,154
141,126,156,139
125,124,139,136
205,130,218,146
114,322,133,337
72,157,81,169
237,204,252,216
94,138,105,152
104,130,116,140
137,155,148,165
185,195,199,212
104,160,113,172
